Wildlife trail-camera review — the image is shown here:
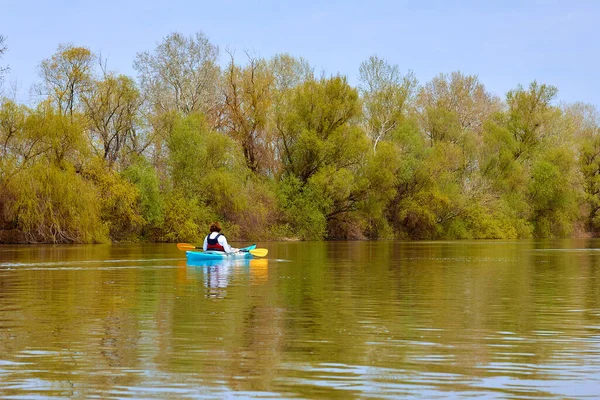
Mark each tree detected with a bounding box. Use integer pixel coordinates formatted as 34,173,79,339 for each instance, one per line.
569,103,600,233
505,81,559,159
275,76,370,238
81,72,143,169
221,54,275,174
277,76,363,183
480,82,569,238
167,112,249,217
37,44,95,119
133,32,220,126
0,35,8,86
528,148,579,237
417,72,501,146
269,53,314,92
358,55,417,151
0,100,29,183
408,73,501,238
4,162,108,243
0,100,88,172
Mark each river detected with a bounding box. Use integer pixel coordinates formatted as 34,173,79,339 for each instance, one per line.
0,240,599,398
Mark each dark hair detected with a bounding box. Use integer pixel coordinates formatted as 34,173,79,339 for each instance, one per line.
209,222,222,232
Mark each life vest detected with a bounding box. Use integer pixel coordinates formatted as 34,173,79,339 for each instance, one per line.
206,233,225,251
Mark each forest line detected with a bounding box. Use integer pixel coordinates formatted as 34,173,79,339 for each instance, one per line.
0,32,599,243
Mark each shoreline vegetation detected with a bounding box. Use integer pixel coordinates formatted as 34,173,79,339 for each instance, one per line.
0,32,599,244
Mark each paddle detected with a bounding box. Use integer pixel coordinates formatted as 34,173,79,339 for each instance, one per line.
176,243,268,257
244,248,268,257
177,243,200,251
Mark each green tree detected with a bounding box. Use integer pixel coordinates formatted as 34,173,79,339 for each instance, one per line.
122,155,164,229
480,82,568,238
528,148,579,237
275,76,371,238
505,81,560,160
81,73,143,169
0,100,28,176
277,76,363,183
276,175,327,240
4,162,108,243
221,54,275,174
165,112,276,239
37,44,95,119
26,100,89,169
395,72,501,239
269,54,315,177
81,158,144,241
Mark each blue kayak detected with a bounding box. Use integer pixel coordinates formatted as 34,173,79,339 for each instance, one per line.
187,257,252,268
186,244,256,262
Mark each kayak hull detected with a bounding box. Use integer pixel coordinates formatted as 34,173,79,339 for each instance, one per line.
186,244,256,262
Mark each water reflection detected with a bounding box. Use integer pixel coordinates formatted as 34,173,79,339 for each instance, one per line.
186,258,269,298
1,241,600,398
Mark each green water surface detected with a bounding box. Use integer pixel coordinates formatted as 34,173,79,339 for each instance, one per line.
0,240,599,398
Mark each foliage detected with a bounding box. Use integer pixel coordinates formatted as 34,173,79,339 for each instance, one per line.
1,34,600,243
81,73,143,169
277,76,363,182
359,55,417,151
122,155,164,227
37,44,95,118
82,159,144,242
155,190,209,243
4,162,108,243
133,31,220,126
276,175,327,240
221,55,275,173
528,149,580,237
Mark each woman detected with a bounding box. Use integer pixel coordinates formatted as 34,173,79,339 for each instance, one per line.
203,222,239,253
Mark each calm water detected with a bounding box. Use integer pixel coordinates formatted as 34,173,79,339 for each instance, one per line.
0,240,599,398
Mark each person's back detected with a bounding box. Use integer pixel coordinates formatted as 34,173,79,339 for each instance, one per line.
203,222,238,254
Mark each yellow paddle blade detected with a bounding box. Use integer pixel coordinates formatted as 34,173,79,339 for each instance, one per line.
177,243,197,251
249,248,268,257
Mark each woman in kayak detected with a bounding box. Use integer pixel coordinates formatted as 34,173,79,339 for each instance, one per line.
203,222,239,253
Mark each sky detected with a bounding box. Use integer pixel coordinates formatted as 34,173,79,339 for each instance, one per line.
1,0,599,107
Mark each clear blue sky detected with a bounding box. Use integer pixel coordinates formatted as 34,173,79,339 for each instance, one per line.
2,0,599,107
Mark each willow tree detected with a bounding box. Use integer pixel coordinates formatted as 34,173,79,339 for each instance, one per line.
0,100,108,243
482,81,562,182
133,31,221,177
275,76,371,238
277,76,363,183
416,72,500,187
505,81,560,160
481,81,575,238
0,100,28,175
528,147,579,237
